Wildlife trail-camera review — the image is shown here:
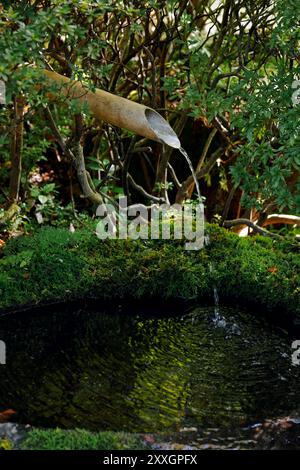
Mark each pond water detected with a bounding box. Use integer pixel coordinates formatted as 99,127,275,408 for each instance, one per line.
0,303,300,449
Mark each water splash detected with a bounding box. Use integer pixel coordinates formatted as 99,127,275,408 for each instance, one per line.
213,285,220,318
212,290,226,328
212,290,227,328
205,236,241,334
209,260,240,334
179,147,202,203
207,253,226,328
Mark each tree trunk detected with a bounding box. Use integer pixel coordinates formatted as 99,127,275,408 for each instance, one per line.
8,95,24,204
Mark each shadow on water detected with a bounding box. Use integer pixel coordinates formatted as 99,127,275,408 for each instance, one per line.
0,303,300,447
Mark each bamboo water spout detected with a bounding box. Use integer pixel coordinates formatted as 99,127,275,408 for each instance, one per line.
42,70,180,149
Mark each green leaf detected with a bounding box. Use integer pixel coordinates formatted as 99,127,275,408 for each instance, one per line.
38,195,48,205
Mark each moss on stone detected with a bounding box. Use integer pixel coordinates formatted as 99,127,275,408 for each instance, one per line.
0,223,299,318
20,428,146,450
0,438,13,450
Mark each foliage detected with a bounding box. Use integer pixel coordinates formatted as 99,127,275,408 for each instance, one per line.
0,0,299,230
183,0,300,213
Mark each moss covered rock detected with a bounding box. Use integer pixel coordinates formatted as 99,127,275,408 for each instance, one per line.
0,224,299,319
20,428,146,450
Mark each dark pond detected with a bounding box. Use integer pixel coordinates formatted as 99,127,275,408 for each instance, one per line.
0,303,300,449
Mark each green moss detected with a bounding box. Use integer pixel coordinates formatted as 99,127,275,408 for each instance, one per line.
0,438,13,450
21,428,145,450
205,225,300,314
0,224,299,318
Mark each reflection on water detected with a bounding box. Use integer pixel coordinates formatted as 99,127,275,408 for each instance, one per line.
0,304,299,440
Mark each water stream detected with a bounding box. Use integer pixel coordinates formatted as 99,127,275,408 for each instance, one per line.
206,233,226,328
0,302,299,449
179,147,202,203
145,111,202,205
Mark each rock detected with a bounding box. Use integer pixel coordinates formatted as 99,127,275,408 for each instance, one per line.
179,427,198,433
254,416,300,449
0,422,29,449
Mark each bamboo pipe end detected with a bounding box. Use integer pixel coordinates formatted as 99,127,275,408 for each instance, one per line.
145,108,181,149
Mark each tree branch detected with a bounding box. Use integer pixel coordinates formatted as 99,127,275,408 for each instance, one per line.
223,218,282,239
44,106,103,205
